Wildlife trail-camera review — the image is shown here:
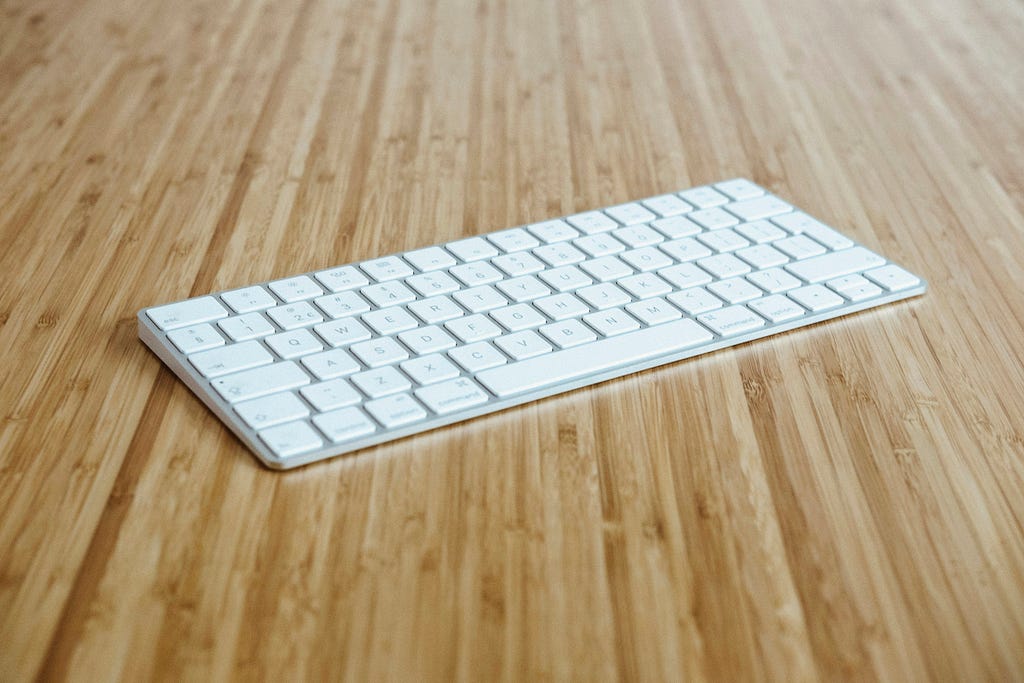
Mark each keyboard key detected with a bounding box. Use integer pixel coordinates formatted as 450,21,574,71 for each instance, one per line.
606,202,656,225
495,330,553,360
314,318,372,347
580,256,633,282
400,354,461,385
707,277,762,304
802,223,854,251
449,342,507,372
404,246,457,271
190,340,273,378
219,313,276,341
641,194,693,217
864,265,920,291
314,291,371,319
490,303,547,331
538,265,592,292
677,186,728,208
221,287,277,314
351,367,412,398
298,380,361,412
492,252,546,277
313,407,376,443
659,238,712,262
618,272,672,299
147,296,228,331
574,233,625,257
748,295,805,323
534,293,589,320
788,284,845,311
361,281,416,307
350,337,409,367
539,319,598,348
477,319,713,397
650,215,701,239
576,282,631,310
445,314,502,343
266,302,324,330
314,266,369,292
167,324,224,354
826,274,882,301
361,255,414,281
415,377,490,415
667,287,723,315
775,235,826,260
364,393,427,428
495,275,551,303
697,305,766,336
625,297,681,326
235,392,310,429
527,220,578,244
447,237,499,262
725,195,792,221
714,178,765,201
407,295,465,324
566,211,618,234
735,220,786,244
406,271,461,296
534,243,586,267
772,212,853,249
697,253,751,279
268,276,322,303
362,307,418,335
688,208,739,230
265,329,324,359
613,224,663,248
211,361,310,402
488,228,540,253
696,228,749,253
260,421,323,458
582,308,641,337
452,285,508,313
784,247,885,283
301,348,360,380
450,261,504,286
746,268,801,293
398,325,457,354
658,262,712,289
620,247,673,272
736,244,788,269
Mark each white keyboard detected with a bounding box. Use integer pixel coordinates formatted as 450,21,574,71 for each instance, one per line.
138,179,925,469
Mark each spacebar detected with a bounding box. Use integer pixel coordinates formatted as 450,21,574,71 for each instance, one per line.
476,319,714,398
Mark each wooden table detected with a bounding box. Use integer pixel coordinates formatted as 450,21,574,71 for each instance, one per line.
2,0,1023,679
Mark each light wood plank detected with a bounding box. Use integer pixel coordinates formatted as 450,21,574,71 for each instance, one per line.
1,0,1023,680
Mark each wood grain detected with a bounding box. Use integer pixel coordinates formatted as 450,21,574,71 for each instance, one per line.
2,0,1023,679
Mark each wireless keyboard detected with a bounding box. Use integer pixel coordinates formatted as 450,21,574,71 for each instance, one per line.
138,179,925,469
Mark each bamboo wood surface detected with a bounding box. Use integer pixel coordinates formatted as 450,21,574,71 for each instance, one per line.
1,0,1023,679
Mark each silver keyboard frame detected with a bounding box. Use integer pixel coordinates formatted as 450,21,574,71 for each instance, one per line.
138,224,925,469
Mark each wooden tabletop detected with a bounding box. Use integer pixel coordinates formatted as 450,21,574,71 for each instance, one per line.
3,0,1023,679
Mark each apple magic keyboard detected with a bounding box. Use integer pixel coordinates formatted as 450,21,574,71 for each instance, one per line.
138,179,925,469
